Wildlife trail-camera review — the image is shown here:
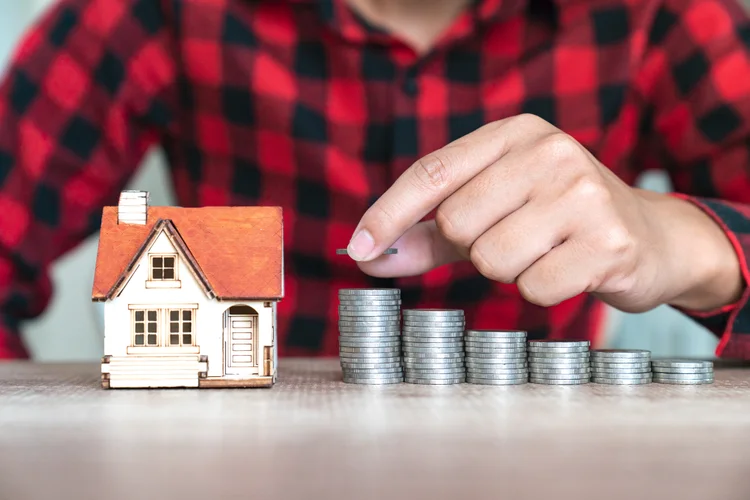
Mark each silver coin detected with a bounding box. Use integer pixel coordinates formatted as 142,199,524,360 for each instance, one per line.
339,339,401,347
340,361,402,369
652,372,715,381
592,377,652,385
591,361,651,369
529,377,590,385
339,297,401,304
466,369,528,378
338,304,402,311
343,367,404,374
342,371,404,380
592,367,652,375
403,319,465,326
464,339,527,346
528,346,590,355
530,367,591,375
465,329,527,339
403,346,464,353
466,352,528,363
339,288,400,296
401,336,461,343
339,345,401,353
466,356,528,364
464,352,523,359
467,377,528,385
403,308,464,317
590,349,651,359
529,373,590,381
403,362,465,370
406,366,466,374
593,373,653,381
651,359,713,369
338,332,402,340
651,366,713,374
402,324,464,331
467,366,528,374
404,376,465,383
406,372,466,379
401,331,464,339
653,377,713,385
343,377,403,385
529,340,590,348
465,346,526,354
402,352,464,360
339,355,402,363
528,352,590,360
402,342,463,349
402,339,463,346
338,328,401,335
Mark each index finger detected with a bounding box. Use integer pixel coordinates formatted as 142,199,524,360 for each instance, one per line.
346,116,532,261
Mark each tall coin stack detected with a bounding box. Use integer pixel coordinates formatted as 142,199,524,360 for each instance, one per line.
338,289,403,385
652,359,714,384
591,349,652,385
465,330,528,385
402,309,465,385
528,340,591,385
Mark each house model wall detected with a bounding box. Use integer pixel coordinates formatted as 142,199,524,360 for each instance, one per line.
92,191,283,389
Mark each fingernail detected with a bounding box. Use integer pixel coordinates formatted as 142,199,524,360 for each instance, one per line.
348,229,375,261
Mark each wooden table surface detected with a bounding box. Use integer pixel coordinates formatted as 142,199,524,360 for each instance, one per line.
2,359,750,500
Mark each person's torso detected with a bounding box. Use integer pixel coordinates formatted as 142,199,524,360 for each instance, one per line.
158,0,649,355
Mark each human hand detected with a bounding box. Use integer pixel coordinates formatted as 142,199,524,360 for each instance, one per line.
346,114,742,313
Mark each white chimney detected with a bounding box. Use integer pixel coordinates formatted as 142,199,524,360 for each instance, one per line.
117,190,149,225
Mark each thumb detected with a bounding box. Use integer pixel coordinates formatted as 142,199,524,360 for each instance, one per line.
355,220,465,278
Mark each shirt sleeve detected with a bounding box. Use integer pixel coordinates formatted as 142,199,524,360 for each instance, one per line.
634,0,750,358
0,0,178,359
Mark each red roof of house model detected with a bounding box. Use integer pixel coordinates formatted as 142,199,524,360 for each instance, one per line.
91,206,283,300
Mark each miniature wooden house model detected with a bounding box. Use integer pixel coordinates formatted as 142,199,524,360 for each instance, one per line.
92,191,283,389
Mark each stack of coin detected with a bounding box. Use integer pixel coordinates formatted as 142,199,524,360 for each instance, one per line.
528,340,591,385
652,359,714,384
338,289,403,385
590,349,652,385
402,309,465,385
465,330,528,385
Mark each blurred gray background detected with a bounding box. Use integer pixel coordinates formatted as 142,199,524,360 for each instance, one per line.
1,0,722,361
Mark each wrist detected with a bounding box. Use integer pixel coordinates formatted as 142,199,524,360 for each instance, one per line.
638,189,744,311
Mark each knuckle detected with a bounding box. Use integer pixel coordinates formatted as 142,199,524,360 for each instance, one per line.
514,113,544,128
572,177,611,206
517,275,558,307
412,153,454,191
470,245,499,281
602,223,636,257
434,206,461,243
539,132,580,162
470,244,514,283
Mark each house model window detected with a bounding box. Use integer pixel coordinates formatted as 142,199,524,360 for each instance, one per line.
146,254,181,288
133,309,159,346
169,309,194,346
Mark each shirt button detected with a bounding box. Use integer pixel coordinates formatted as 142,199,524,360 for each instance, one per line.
402,68,418,96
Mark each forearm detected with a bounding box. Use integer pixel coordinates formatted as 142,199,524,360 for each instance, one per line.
639,189,744,311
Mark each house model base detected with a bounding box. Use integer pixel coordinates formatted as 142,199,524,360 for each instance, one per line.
92,191,284,389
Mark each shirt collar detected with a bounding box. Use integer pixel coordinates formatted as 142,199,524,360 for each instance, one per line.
278,0,533,44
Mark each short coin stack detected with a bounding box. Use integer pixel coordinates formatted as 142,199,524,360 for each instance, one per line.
338,289,403,384
402,309,465,385
528,340,591,385
465,330,528,385
591,349,652,384
652,359,714,384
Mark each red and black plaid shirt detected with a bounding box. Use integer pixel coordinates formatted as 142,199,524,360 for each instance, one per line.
2,0,750,360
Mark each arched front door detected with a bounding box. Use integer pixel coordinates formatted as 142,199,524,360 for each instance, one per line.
224,305,259,376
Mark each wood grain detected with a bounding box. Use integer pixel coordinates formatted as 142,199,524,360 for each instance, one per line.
1,359,750,500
